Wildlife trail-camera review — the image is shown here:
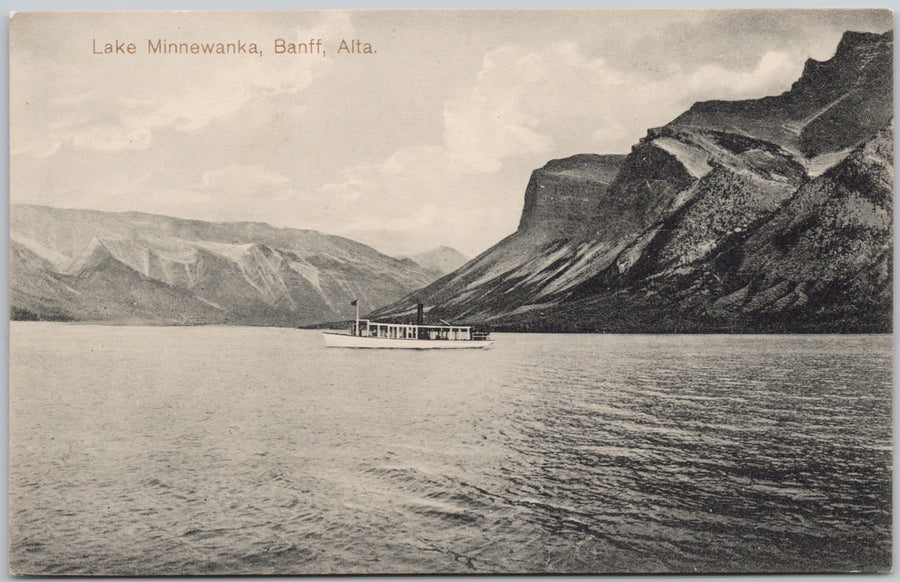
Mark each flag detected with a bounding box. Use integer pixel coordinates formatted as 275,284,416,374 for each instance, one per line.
350,299,358,306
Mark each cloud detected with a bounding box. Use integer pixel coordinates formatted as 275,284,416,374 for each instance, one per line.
319,43,573,251
201,164,291,192
326,43,575,199
12,12,354,156
184,164,296,223
683,50,798,100
442,46,560,173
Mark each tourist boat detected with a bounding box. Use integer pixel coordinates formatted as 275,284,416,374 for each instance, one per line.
322,303,493,349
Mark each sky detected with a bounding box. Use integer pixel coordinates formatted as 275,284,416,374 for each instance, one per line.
9,9,893,257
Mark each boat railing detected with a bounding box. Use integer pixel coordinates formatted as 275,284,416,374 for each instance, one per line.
352,319,491,342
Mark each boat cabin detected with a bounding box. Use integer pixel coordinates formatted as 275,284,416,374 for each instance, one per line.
351,319,474,341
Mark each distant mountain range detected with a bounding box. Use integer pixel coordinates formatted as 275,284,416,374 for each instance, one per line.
398,246,469,279
10,205,456,326
373,31,893,333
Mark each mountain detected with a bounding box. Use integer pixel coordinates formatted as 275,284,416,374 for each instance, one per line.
400,246,469,278
371,31,892,333
10,205,438,326
669,31,893,159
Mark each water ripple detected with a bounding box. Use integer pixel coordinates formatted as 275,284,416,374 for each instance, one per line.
9,325,892,574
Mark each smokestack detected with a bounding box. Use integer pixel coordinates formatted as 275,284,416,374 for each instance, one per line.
416,303,424,325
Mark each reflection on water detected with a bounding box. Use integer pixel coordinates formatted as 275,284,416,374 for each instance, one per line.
9,325,892,574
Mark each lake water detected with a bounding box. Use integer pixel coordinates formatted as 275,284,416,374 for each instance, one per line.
9,323,892,574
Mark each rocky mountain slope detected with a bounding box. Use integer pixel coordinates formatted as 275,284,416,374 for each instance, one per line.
372,31,892,333
10,205,437,326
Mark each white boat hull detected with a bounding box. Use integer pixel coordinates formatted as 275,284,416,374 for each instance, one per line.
322,331,493,349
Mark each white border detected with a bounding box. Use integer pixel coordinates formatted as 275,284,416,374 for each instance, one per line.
2,3,897,582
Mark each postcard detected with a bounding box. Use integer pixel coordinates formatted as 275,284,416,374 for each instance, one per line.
9,9,893,575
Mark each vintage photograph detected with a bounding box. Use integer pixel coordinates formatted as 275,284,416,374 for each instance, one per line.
8,9,893,574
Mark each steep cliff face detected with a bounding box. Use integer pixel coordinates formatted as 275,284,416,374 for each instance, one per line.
518,154,625,239
373,31,892,333
10,205,438,325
